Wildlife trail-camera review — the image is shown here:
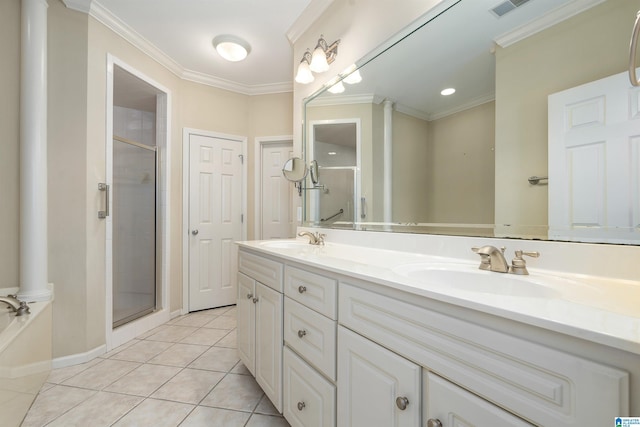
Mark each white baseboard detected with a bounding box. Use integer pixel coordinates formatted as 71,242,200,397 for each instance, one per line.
52,344,106,369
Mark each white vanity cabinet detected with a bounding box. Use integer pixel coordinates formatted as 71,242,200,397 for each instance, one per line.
337,326,421,427
237,244,633,427
424,372,534,427
283,264,338,427
339,280,629,427
237,250,284,412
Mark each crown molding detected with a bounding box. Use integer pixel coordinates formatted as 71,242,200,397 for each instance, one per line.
286,0,336,44
182,70,293,95
494,0,606,48
62,0,93,13
307,93,384,107
88,1,293,95
426,93,495,121
90,1,183,77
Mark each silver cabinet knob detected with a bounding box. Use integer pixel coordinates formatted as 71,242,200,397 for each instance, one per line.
297,329,307,338
297,401,305,411
252,297,258,304
427,419,443,427
246,293,253,299
298,285,307,294
191,229,199,235
395,396,409,410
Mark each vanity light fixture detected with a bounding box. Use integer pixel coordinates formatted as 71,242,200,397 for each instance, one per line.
295,50,315,84
328,81,345,94
295,35,340,84
441,87,456,96
212,35,251,62
343,69,362,84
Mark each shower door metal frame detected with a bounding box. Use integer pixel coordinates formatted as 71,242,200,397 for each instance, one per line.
111,135,158,329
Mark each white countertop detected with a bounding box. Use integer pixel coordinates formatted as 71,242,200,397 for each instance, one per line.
237,239,640,355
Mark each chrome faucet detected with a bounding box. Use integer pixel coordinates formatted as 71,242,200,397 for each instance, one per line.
472,245,509,273
298,231,325,246
0,295,30,316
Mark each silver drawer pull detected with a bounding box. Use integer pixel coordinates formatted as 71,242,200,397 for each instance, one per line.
297,401,306,411
252,297,258,304
246,293,253,299
298,285,307,294
427,419,442,427
395,396,409,410
297,329,307,338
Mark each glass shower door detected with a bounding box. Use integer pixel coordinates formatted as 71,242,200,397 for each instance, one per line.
112,138,157,328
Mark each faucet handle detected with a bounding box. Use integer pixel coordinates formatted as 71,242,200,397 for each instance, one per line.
510,250,540,275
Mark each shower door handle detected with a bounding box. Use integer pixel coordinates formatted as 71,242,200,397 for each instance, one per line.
192,229,199,236
98,183,109,219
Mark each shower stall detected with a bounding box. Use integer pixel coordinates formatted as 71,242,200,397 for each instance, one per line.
111,65,161,328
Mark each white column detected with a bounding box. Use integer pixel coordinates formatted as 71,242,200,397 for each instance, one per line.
18,0,52,302
383,100,393,224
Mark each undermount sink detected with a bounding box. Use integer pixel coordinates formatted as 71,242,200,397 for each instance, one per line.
259,240,309,249
392,263,563,298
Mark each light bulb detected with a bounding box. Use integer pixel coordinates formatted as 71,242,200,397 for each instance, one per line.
310,46,329,73
343,69,362,84
328,81,345,94
295,61,314,84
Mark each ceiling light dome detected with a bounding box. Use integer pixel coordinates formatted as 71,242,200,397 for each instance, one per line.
212,35,251,62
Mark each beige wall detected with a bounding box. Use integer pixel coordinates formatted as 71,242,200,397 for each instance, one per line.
495,0,638,237
391,111,429,223
0,0,20,290
0,1,291,359
427,102,495,224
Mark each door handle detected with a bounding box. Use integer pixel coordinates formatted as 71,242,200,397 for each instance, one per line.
98,183,109,219
192,229,199,235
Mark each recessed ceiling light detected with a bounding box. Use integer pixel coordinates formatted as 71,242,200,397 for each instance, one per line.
441,88,456,96
212,35,251,62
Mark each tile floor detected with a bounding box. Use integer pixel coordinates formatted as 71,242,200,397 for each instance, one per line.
22,306,291,427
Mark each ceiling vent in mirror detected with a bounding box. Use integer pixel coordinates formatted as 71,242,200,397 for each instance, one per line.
490,0,531,18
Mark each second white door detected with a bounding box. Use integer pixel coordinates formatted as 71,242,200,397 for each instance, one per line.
189,133,243,311
261,141,294,240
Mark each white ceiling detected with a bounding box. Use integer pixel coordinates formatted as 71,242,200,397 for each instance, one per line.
72,0,315,94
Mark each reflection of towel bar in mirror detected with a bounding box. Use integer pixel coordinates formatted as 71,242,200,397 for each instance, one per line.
321,208,343,222
528,176,548,185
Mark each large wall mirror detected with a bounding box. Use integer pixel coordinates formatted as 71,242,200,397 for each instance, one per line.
303,0,640,244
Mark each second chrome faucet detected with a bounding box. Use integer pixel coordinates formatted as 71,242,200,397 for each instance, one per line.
472,245,539,275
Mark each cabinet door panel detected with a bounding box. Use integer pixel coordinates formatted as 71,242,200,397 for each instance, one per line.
237,272,255,375
284,346,336,427
256,282,284,412
425,372,534,427
337,326,420,427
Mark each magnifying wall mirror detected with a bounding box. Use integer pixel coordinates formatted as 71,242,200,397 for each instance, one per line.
282,157,308,182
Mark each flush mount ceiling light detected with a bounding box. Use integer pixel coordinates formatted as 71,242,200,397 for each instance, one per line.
441,87,456,96
295,35,340,84
212,35,251,62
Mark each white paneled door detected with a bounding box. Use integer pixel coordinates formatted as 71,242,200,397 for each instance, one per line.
549,69,640,243
261,142,294,239
189,133,243,311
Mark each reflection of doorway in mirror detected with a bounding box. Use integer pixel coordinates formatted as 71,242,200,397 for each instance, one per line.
549,69,640,244
309,119,361,224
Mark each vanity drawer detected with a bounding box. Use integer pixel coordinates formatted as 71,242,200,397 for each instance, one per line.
284,297,336,381
339,282,629,427
239,250,283,292
283,346,336,427
285,265,337,319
